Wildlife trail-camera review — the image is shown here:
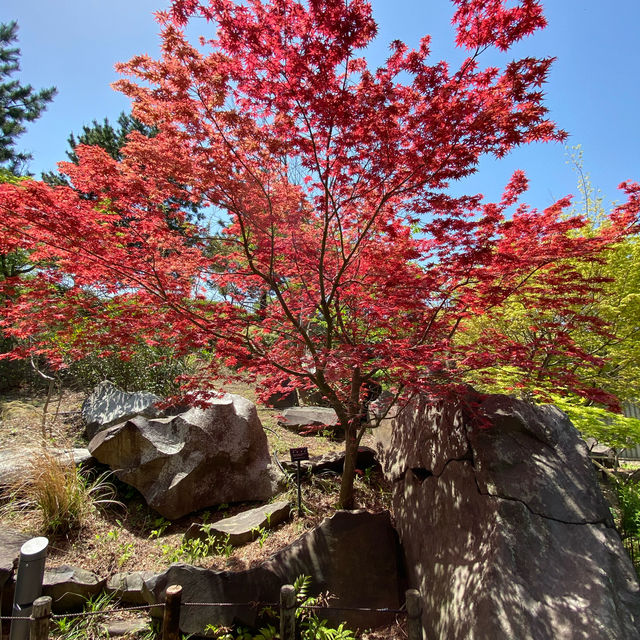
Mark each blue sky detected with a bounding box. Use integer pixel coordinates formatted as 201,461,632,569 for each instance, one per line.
2,0,639,212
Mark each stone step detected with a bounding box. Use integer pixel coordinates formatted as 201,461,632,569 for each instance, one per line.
184,500,291,547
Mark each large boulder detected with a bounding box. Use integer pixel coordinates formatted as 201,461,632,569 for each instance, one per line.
278,406,338,431
88,393,280,519
143,510,404,635
82,381,163,440
376,393,640,640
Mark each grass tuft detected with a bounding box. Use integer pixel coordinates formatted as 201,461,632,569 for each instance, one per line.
2,449,121,535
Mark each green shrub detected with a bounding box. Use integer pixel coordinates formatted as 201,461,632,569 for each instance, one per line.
64,345,198,396
615,479,640,539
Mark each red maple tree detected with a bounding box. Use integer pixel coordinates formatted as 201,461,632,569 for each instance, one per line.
1,0,638,507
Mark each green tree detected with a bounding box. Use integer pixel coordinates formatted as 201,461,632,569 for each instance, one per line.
0,21,55,388
41,111,205,224
0,21,56,175
465,148,640,448
42,112,157,186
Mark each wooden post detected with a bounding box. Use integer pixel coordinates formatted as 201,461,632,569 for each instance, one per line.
406,589,423,640
29,596,51,640
279,584,296,640
162,584,182,640
296,461,302,515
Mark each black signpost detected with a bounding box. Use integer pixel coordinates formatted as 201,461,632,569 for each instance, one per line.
289,447,309,515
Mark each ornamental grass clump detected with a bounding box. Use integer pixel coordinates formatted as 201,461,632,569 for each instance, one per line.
3,449,121,535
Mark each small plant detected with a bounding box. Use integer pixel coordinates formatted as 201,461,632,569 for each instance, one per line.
214,533,234,558
294,575,357,640
251,525,270,548
149,516,171,539
203,623,235,639
52,591,118,639
93,520,136,570
2,450,121,535
163,532,234,563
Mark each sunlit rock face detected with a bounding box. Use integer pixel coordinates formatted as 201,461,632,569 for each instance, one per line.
88,393,280,519
143,510,404,635
376,393,640,640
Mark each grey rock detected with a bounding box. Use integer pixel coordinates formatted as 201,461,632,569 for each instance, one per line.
106,571,158,605
184,500,291,546
43,565,105,612
88,393,281,519
0,529,30,589
282,446,378,475
377,392,640,640
82,381,162,439
267,386,299,409
102,618,149,636
278,406,338,430
143,510,403,635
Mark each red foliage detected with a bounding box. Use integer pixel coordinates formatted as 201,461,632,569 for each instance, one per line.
0,0,637,504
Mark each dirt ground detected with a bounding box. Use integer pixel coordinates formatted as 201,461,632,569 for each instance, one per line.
0,382,397,638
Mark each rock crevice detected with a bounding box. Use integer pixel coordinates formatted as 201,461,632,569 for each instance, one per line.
375,392,640,640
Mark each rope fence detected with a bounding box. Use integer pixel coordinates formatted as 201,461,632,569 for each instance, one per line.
4,586,424,640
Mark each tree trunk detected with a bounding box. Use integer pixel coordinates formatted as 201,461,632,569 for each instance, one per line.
338,422,359,509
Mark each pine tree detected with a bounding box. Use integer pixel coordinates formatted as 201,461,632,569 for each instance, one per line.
0,21,56,175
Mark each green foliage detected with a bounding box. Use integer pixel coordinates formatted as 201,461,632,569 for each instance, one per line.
162,531,234,563
616,479,640,540
148,516,171,539
251,525,271,548
293,575,357,640
611,475,640,577
549,395,640,452
64,344,196,396
51,591,118,639
0,22,56,175
93,521,135,569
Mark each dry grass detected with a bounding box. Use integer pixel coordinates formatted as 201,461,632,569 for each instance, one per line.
1,449,122,535
0,381,393,639
0,387,85,448
0,382,388,572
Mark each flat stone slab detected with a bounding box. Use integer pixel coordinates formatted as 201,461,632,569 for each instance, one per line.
102,619,149,636
43,565,106,612
0,529,30,589
278,407,338,430
184,500,291,546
